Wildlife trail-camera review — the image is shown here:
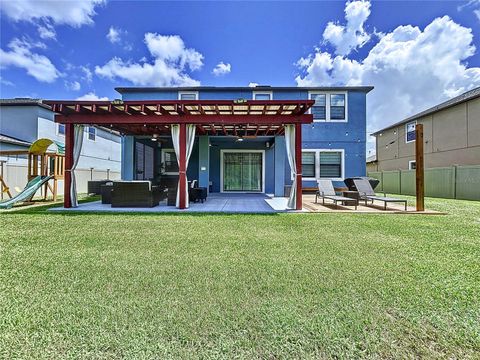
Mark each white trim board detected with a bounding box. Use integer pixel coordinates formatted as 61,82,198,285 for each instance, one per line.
300,148,345,181
220,149,266,193
252,91,273,100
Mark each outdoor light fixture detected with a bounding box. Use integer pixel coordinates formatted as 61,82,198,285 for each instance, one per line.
151,134,159,141
236,137,244,142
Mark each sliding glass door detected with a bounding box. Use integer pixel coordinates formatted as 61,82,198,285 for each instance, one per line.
223,152,263,192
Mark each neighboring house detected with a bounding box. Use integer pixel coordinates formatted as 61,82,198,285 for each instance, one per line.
114,86,372,195
371,87,480,171
0,98,122,192
366,154,377,172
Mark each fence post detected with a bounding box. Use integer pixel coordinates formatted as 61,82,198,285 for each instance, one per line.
452,165,458,200
399,169,402,195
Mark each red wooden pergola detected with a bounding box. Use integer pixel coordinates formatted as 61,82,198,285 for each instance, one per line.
45,99,314,210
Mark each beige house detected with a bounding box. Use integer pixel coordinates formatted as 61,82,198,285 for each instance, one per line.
371,87,480,171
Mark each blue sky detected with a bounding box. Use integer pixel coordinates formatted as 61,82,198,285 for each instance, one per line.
1,0,480,151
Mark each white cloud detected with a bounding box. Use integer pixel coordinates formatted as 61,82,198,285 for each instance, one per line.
0,0,105,27
0,38,60,83
212,61,231,76
76,92,108,101
0,77,14,86
95,33,204,86
107,26,121,44
248,82,259,87
323,0,371,55
65,80,81,91
296,2,480,154
37,23,56,40
475,9,480,21
80,66,93,83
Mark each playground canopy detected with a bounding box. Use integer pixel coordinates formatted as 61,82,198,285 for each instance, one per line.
29,138,65,155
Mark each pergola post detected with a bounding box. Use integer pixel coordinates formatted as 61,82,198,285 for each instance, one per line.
178,123,187,209
64,123,74,208
295,123,302,210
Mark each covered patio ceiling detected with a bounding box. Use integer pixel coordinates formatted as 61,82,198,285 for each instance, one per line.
44,99,314,137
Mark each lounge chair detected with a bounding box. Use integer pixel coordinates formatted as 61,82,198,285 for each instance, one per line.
315,179,358,209
353,178,407,211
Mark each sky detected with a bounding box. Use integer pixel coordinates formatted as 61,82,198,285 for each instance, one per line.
1,0,480,154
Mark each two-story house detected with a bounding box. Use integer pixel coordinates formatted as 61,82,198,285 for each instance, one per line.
0,99,122,193
371,87,480,171
115,86,372,196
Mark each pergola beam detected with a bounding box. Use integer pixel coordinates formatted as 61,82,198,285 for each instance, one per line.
54,114,312,125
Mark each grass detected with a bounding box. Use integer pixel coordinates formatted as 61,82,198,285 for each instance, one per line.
0,196,479,358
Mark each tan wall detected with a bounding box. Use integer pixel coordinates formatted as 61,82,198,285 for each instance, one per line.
374,97,480,171
0,163,120,199
366,162,378,172
468,97,480,147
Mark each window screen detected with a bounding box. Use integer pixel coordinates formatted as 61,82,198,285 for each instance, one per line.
319,152,342,178
330,94,345,120
310,94,326,120
302,152,316,178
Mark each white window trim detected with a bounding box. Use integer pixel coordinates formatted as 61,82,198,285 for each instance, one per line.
161,148,179,175
408,160,416,170
87,126,96,142
300,148,345,181
252,91,273,100
220,149,265,193
405,120,417,144
178,91,199,100
308,91,348,123
56,123,65,136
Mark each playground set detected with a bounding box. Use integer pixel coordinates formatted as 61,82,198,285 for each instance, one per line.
0,138,65,209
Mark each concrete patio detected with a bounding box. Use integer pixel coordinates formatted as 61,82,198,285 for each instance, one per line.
48,193,442,214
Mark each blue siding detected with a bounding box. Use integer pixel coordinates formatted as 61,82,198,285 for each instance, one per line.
120,88,369,191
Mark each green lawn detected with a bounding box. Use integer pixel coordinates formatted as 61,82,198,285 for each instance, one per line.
1,197,479,359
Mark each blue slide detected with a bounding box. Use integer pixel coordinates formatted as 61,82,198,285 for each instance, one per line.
0,176,53,210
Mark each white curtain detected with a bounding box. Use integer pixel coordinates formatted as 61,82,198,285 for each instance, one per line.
284,125,297,209
70,125,84,207
171,124,196,208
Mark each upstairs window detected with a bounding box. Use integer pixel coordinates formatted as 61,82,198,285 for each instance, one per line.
301,152,316,178
57,123,65,136
88,126,96,141
310,93,326,120
330,94,346,120
179,92,198,100
406,121,416,143
319,151,342,178
253,92,272,100
309,92,347,122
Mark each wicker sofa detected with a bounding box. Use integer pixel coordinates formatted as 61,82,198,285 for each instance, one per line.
111,181,164,208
